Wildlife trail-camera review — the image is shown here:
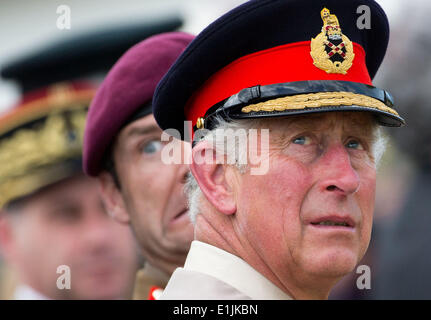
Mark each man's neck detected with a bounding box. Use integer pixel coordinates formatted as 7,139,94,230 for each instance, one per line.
194,213,336,300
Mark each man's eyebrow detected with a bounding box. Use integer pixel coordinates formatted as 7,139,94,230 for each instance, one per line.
126,125,161,138
288,113,373,130
286,116,329,130
46,198,81,213
342,114,375,134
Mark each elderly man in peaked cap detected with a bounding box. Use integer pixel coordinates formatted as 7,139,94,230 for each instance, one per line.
83,32,195,299
152,0,405,300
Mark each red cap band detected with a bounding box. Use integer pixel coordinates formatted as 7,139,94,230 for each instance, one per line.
186,40,371,127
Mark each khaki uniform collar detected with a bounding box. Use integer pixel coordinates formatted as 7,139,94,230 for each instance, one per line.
184,240,292,300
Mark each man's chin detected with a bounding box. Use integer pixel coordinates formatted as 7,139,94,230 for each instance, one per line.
165,224,195,249
301,247,359,279
163,233,194,253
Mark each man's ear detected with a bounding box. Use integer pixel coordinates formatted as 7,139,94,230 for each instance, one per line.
98,172,130,224
190,141,236,215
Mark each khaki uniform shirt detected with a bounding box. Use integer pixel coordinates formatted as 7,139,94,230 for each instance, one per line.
161,241,292,300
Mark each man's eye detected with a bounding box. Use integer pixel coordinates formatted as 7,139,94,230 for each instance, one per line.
50,207,81,223
292,136,312,145
346,139,364,150
142,140,163,154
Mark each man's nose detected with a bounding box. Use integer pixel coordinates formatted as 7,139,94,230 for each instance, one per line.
82,214,113,247
318,144,360,196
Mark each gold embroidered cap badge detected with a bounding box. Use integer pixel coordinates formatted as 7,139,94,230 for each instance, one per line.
310,8,355,74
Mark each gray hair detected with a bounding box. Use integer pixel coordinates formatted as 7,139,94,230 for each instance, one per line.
185,115,387,224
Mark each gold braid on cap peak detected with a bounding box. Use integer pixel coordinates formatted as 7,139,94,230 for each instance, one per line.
0,107,87,208
241,91,400,116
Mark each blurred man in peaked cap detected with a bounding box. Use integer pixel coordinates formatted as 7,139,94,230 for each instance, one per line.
83,32,195,300
0,16,183,93
152,0,405,299
0,82,139,300
0,18,184,299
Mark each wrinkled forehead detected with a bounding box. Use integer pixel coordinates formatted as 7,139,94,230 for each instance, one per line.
263,111,376,135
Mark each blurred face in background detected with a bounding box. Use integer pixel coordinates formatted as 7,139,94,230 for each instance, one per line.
99,114,194,275
0,173,139,300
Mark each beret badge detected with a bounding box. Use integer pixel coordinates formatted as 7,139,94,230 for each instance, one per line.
310,8,355,74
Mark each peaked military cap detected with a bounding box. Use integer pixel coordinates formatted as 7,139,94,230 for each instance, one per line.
0,82,95,208
153,0,405,140
1,16,184,93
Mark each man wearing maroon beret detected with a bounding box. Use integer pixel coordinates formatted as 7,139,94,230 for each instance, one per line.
83,32,195,300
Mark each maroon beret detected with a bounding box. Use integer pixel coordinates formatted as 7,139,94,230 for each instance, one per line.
83,32,194,176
